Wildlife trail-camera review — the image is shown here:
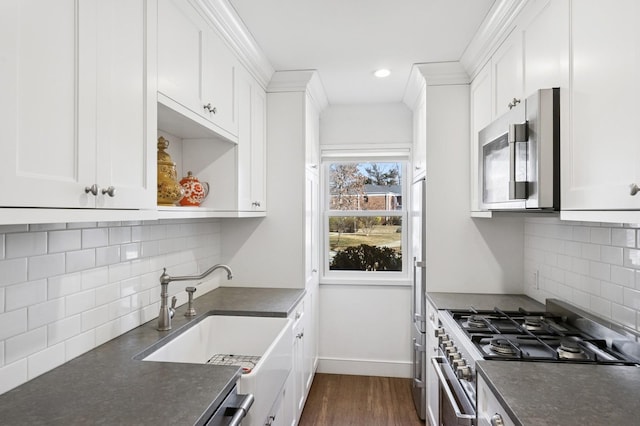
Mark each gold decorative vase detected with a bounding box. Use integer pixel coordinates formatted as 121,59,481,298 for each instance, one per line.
157,137,184,206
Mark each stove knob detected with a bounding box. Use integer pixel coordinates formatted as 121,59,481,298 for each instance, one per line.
444,345,457,355
434,327,445,338
437,334,450,345
451,357,465,367
448,352,461,363
456,365,473,381
441,339,454,348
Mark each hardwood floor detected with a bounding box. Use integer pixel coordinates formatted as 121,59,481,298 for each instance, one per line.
298,374,425,426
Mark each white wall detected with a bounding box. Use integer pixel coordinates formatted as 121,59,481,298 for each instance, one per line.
524,217,640,332
425,84,524,294
0,219,224,395
318,103,414,377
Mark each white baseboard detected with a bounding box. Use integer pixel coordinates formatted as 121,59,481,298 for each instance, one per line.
317,357,412,378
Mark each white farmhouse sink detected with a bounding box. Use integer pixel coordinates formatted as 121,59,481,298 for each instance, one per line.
141,315,292,426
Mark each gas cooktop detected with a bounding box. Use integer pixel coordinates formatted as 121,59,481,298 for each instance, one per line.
448,307,639,364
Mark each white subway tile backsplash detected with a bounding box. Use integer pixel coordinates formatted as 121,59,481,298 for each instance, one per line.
0,309,28,340
5,233,46,259
66,249,96,273
65,290,96,316
95,283,120,306
5,327,46,364
0,218,222,395
611,266,635,288
27,343,65,380
82,228,109,248
612,228,636,248
28,253,65,280
28,299,66,330
64,330,95,361
96,246,121,266
590,227,611,245
48,230,81,253
81,267,109,290
5,280,47,311
81,305,109,332
0,360,27,395
601,245,624,265
623,248,640,269
526,218,640,334
48,315,82,346
109,227,131,245
48,273,81,299
0,258,28,287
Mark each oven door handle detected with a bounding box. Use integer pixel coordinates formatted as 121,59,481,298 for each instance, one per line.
431,357,475,426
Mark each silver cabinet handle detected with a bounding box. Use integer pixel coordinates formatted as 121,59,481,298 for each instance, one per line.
508,97,521,110
203,103,217,114
630,183,640,196
491,413,505,426
251,201,261,207
84,184,98,196
296,332,304,339
101,186,116,197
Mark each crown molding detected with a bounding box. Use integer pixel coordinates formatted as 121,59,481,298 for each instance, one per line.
267,70,329,112
402,62,470,108
459,0,529,80
195,0,274,89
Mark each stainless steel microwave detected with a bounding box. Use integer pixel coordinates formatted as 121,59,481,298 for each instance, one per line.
478,88,560,211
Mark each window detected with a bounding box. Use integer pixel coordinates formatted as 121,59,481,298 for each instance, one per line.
322,155,408,284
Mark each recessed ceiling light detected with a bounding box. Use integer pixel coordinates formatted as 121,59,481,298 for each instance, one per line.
374,69,391,78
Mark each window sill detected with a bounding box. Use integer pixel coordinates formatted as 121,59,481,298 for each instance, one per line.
320,277,411,287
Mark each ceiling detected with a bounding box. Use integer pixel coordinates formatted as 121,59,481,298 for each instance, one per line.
229,0,495,105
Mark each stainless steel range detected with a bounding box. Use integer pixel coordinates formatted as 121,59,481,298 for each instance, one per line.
432,298,640,426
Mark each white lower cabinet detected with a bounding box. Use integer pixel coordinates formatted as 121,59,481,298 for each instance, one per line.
476,375,516,426
425,301,439,426
264,383,288,426
0,0,156,209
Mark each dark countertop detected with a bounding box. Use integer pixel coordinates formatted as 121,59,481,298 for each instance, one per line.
476,361,640,426
0,286,305,425
427,292,545,312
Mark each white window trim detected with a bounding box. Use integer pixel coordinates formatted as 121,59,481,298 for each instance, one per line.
320,150,411,286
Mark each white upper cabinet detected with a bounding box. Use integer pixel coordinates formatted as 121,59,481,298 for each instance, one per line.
562,0,640,213
0,0,155,210
158,0,238,141
492,28,523,119
412,88,427,179
521,0,569,97
237,68,267,212
305,93,320,173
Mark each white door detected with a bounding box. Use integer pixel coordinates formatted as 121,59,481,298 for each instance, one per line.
95,0,156,209
562,0,640,210
0,0,95,207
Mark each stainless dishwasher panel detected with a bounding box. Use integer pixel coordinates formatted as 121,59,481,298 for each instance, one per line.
203,384,254,426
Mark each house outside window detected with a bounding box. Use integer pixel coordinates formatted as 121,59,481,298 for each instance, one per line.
322,153,409,285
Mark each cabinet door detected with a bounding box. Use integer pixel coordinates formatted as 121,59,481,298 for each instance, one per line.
305,172,319,288
305,94,320,171
202,29,238,136
157,0,203,115
469,62,493,212
94,0,156,209
291,302,306,421
492,28,523,119
237,70,266,211
0,0,95,208
522,0,569,97
413,88,427,179
563,0,640,210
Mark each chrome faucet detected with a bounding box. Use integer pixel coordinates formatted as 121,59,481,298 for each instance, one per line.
157,264,233,331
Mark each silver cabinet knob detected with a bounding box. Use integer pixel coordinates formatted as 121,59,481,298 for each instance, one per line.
490,413,505,426
84,184,98,196
203,103,217,114
508,97,521,110
296,332,304,339
630,183,640,196
251,201,261,207
101,186,116,197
